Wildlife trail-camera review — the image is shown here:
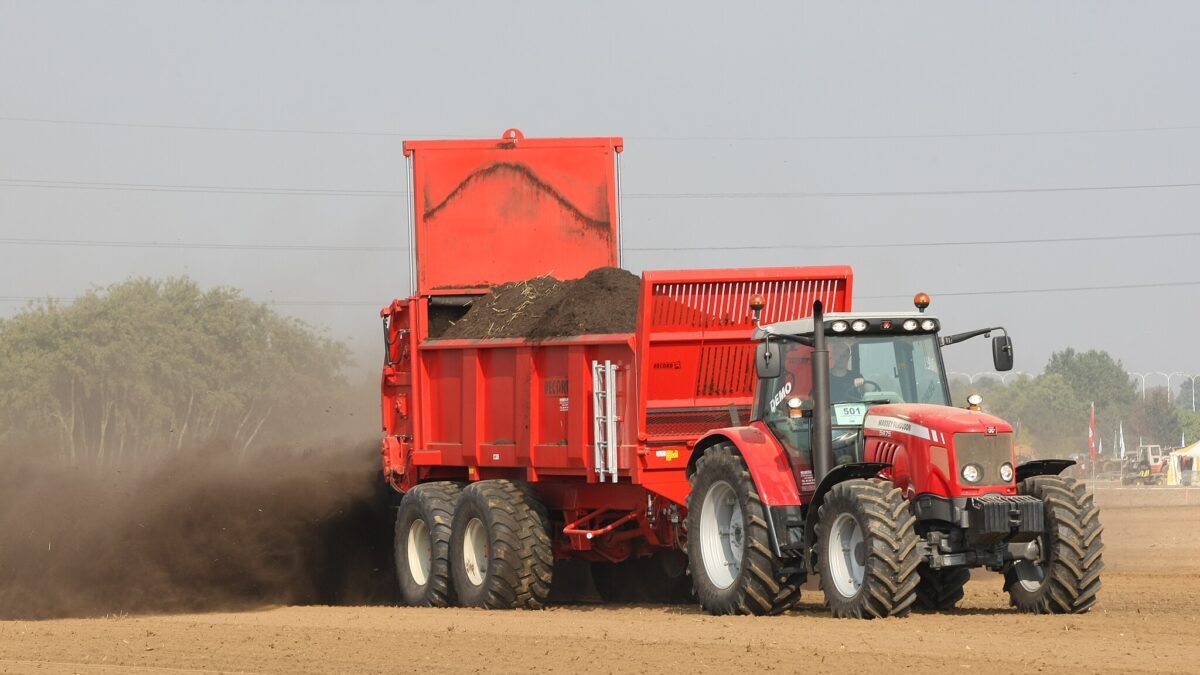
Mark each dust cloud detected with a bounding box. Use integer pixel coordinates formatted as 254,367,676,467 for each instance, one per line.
0,441,397,620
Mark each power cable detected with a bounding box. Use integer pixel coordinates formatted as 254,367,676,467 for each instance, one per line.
858,280,1200,300
0,237,406,252
0,177,404,197
1,230,1194,253
5,114,1200,141
4,280,1199,307
0,295,384,307
625,231,1200,252
5,176,1200,200
623,182,1200,200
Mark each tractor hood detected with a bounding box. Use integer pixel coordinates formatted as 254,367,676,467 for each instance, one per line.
864,403,1013,441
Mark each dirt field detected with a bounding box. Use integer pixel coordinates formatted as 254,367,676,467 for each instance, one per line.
2,488,1199,674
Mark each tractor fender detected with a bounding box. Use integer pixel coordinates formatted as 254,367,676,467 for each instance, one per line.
1015,459,1076,484
690,427,802,507
802,462,891,560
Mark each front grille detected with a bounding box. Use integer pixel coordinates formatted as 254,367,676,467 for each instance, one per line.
953,432,1014,486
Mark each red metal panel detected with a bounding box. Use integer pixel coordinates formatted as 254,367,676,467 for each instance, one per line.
404,130,624,294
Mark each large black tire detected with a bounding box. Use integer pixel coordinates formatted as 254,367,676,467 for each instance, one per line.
1004,475,1104,614
685,444,802,616
591,552,693,604
914,564,970,611
449,480,554,609
394,481,461,607
816,479,921,619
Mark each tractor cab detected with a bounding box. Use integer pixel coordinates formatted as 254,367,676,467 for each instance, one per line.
752,311,953,471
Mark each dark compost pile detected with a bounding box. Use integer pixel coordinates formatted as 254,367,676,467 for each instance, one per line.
435,267,640,340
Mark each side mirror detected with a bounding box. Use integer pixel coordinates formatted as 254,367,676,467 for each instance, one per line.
992,335,1014,372
755,341,782,379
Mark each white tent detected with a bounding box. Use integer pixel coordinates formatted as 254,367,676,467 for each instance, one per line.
1167,441,1200,486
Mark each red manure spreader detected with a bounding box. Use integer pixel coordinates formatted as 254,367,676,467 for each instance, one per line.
380,130,1102,617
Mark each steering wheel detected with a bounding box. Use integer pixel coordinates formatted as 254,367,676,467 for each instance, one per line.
862,380,881,393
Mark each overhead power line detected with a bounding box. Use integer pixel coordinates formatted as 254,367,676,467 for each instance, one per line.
624,231,1200,253
0,237,406,252
5,176,1200,200
2,230,1194,254
4,114,1200,141
0,177,404,197
0,295,384,307
623,182,1200,200
4,280,1199,308
0,115,470,138
858,280,1200,300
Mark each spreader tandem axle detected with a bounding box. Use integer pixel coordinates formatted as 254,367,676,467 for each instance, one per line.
380,130,1102,618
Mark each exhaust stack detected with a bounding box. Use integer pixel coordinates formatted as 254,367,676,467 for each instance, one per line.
810,300,835,485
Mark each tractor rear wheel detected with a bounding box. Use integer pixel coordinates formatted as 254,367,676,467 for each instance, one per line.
816,479,920,619
1005,475,1104,614
686,443,802,615
449,480,554,609
914,564,970,611
394,481,462,607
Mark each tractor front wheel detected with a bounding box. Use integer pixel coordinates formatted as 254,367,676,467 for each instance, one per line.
686,443,801,615
1004,475,1104,614
816,479,921,619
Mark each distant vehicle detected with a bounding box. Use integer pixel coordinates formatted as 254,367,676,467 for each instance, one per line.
1121,445,1167,486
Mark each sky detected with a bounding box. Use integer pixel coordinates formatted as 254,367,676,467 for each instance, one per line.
1,1,1198,390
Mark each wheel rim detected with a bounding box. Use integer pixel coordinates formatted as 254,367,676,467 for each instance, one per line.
462,517,489,586
1013,537,1047,591
827,512,866,598
699,480,744,589
406,518,432,586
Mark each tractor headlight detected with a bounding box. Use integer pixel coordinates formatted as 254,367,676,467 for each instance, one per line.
851,319,869,332
920,319,938,331
999,463,1014,482
831,320,849,333
902,319,918,331
961,464,982,483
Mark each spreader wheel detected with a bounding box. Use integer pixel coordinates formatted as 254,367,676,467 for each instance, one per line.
914,564,970,611
449,480,554,609
686,443,802,615
1005,475,1104,614
394,481,462,607
816,479,921,619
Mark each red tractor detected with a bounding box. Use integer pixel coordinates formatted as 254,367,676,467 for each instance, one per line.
684,297,1104,617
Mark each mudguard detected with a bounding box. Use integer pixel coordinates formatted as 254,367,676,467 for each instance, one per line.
1015,459,1076,484
691,426,801,507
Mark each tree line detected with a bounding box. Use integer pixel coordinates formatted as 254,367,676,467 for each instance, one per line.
949,348,1200,459
0,277,367,467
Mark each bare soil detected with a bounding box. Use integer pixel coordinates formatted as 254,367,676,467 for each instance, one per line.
2,488,1198,674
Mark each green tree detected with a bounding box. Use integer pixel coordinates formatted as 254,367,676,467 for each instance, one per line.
0,278,352,467
1181,410,1200,447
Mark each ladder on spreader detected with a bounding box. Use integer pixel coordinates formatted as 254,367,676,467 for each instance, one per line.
591,360,619,483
